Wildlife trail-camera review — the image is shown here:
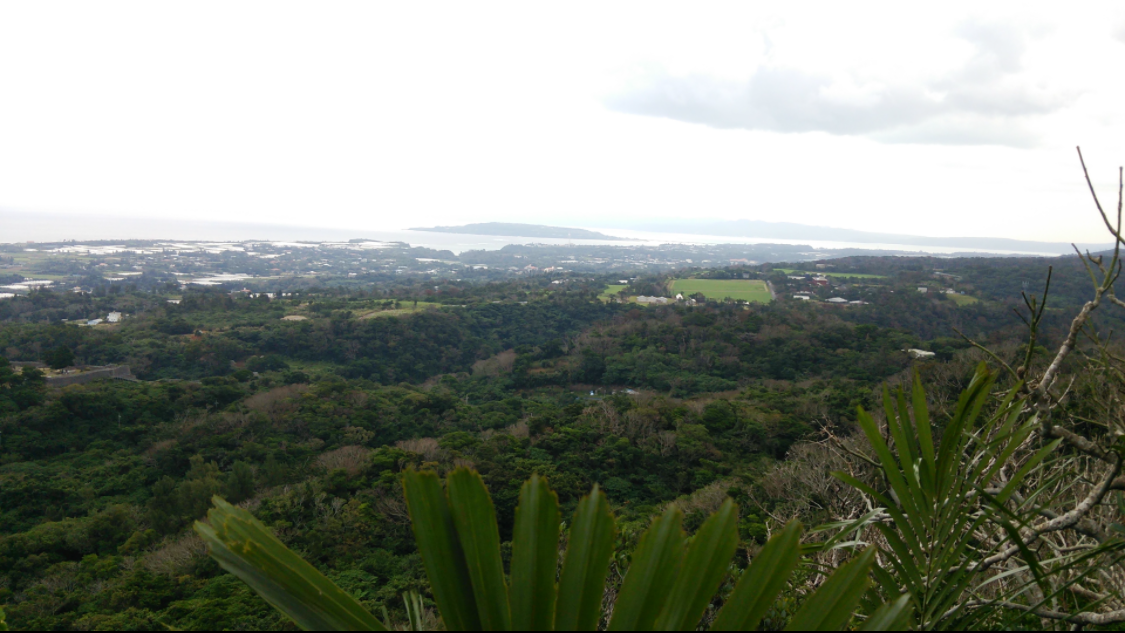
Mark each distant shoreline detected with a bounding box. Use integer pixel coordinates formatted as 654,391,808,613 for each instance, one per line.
410,222,634,242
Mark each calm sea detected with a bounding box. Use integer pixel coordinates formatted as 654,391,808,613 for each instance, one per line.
1,210,1062,256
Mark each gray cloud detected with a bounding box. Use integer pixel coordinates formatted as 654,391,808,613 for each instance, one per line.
604,21,1069,146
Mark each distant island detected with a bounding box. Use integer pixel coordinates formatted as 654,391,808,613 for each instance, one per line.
588,219,1111,256
410,222,630,241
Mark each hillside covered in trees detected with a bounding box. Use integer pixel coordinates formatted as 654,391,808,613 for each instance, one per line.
0,251,1121,630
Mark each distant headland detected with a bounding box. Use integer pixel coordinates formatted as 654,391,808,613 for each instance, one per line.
409,222,631,241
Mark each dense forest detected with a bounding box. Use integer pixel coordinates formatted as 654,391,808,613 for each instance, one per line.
0,252,1120,630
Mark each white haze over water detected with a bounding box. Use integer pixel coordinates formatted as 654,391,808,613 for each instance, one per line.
1,211,1063,256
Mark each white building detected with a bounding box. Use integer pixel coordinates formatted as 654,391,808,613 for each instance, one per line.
918,287,929,293
906,348,936,359
107,312,123,323
793,295,811,301
636,296,670,305
826,297,848,304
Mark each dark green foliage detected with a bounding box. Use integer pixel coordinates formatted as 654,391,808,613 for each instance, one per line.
46,345,75,370
0,357,45,413
1,257,1095,630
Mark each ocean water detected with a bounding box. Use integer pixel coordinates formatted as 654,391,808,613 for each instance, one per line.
1,210,1062,256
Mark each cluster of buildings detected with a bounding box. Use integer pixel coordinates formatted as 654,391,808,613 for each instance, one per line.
81,312,123,326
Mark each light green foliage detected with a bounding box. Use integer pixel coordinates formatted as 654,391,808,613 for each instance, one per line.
670,279,773,303
198,469,899,631
835,365,1058,629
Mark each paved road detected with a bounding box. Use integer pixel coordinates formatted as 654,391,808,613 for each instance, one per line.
766,281,777,301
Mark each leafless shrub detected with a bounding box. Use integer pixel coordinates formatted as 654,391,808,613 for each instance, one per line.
472,349,517,377
142,532,208,576
505,421,530,438
666,479,739,518
368,488,412,525
315,445,373,477
651,431,677,456
344,390,369,408
142,439,177,462
752,437,874,529
244,384,307,421
396,437,443,462
175,412,209,434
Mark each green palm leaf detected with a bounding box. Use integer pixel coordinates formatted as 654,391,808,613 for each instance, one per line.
608,507,685,631
510,474,561,631
859,594,913,631
555,485,616,631
711,520,802,631
194,497,386,631
403,469,481,631
447,468,512,630
655,499,739,631
784,547,876,631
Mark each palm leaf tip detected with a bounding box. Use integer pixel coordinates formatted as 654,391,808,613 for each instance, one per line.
711,520,803,632
608,506,685,631
195,496,385,631
655,499,740,631
447,467,512,631
402,469,482,632
784,547,877,631
510,474,561,631
555,485,617,631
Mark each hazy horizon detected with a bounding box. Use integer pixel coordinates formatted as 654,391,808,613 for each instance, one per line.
1,208,1110,257
2,2,1124,245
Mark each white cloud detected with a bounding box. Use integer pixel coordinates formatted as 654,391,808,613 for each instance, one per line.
604,20,1069,147
0,1,1122,244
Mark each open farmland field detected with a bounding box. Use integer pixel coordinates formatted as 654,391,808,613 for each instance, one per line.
947,293,980,306
670,279,773,303
600,284,627,302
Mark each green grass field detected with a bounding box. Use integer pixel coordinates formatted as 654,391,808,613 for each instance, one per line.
600,284,628,302
358,302,443,319
947,294,980,306
670,279,773,303
775,268,886,279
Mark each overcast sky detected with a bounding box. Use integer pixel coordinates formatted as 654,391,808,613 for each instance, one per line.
1,1,1123,242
